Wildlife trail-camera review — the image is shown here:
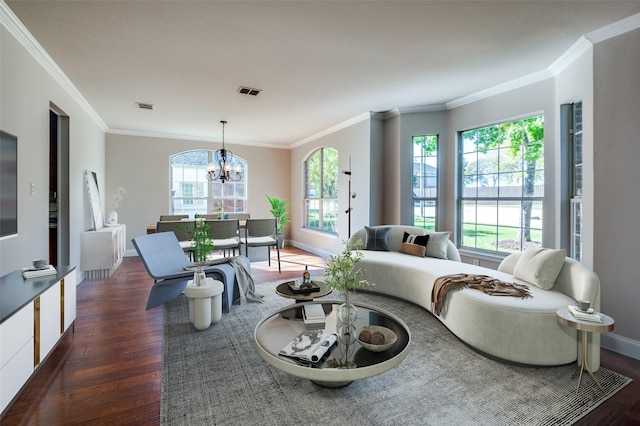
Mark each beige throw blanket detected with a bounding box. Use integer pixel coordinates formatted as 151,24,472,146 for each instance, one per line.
431,273,532,316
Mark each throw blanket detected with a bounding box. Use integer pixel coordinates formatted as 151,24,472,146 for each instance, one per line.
187,257,264,305
431,273,531,316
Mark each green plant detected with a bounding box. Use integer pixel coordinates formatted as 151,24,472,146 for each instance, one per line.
324,238,371,304
191,221,214,263
265,195,290,234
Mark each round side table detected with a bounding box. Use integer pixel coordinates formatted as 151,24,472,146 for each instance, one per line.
185,278,224,331
556,307,614,392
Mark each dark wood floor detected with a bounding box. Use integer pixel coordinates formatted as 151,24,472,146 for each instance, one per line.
2,247,639,425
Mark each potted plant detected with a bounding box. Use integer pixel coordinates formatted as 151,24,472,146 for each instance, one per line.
214,200,227,219
191,220,214,263
265,195,289,248
324,238,370,368
324,238,371,323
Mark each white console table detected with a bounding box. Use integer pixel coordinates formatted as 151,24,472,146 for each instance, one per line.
81,224,126,279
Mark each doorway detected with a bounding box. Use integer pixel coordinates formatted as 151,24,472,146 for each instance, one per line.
49,105,70,267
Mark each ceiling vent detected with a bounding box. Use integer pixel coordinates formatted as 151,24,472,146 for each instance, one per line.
136,102,154,110
237,86,262,96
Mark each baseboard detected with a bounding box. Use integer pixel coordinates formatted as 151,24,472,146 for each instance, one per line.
289,240,331,260
601,332,640,361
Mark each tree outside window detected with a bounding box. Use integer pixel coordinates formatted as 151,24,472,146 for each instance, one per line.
459,115,544,253
305,147,338,233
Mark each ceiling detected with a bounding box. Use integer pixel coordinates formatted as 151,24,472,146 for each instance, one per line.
6,1,640,147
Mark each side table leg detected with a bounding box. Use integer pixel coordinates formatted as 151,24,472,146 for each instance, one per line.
573,330,604,393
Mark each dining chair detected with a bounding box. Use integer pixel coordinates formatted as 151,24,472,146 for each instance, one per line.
227,213,251,221
243,218,281,273
159,214,189,221
195,214,219,220
156,220,195,258
206,219,241,256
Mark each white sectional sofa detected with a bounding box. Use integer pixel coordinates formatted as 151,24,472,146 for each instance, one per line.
349,225,602,369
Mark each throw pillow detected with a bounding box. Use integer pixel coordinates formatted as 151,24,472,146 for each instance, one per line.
399,232,430,257
364,226,391,251
399,242,426,257
424,231,451,259
513,247,566,290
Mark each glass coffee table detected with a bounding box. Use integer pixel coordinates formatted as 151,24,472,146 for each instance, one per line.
254,300,411,387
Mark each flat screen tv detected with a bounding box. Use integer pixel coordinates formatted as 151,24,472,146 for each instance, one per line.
1,130,18,239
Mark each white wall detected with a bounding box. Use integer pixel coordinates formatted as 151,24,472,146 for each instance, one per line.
0,20,105,276
105,133,290,252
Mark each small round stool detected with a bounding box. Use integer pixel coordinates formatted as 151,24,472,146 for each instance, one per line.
185,278,224,331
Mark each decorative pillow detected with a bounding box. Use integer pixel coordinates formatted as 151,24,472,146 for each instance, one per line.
399,232,430,257
364,226,391,251
513,247,566,290
424,231,451,259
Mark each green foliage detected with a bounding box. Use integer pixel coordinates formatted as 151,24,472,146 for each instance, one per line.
265,195,290,234
324,238,371,299
306,147,338,198
191,221,214,263
414,135,438,156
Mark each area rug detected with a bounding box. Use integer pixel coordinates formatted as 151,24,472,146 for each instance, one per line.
161,281,631,426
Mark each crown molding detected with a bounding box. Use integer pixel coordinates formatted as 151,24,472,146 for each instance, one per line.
548,36,593,75
290,112,372,148
0,2,108,131
446,69,553,110
586,12,640,44
107,128,289,150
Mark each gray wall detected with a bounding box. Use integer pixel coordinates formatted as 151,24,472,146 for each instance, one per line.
290,116,372,256
105,133,291,251
0,21,105,277
593,28,640,350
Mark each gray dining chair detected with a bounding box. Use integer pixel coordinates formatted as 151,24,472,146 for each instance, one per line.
243,218,281,273
159,214,189,221
156,220,195,258
227,213,251,221
206,219,241,256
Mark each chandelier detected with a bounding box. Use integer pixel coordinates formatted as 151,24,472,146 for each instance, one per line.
207,120,242,183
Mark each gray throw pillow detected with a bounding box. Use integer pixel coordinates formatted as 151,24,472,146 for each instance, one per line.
424,231,451,259
364,226,391,251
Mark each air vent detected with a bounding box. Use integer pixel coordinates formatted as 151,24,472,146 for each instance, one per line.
136,102,154,110
237,86,262,96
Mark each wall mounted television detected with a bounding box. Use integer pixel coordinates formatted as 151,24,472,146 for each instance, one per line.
1,130,18,239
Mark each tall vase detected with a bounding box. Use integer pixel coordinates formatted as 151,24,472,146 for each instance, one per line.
337,290,357,326
193,265,206,286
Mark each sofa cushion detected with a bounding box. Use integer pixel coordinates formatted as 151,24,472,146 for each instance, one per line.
400,232,429,257
424,231,451,259
513,247,566,290
364,226,391,251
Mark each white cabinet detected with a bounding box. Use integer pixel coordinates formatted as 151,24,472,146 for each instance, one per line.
37,282,61,364
0,305,34,414
0,267,76,415
81,224,126,279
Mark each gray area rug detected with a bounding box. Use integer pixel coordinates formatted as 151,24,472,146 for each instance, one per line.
162,281,631,426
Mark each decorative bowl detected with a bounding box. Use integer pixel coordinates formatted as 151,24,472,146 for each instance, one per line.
356,325,397,352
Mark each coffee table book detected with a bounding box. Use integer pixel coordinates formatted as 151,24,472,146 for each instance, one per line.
279,331,338,363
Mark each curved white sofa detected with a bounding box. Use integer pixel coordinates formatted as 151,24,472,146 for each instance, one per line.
349,225,601,369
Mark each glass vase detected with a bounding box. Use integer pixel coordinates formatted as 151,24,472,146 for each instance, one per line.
337,301,357,325
193,265,206,286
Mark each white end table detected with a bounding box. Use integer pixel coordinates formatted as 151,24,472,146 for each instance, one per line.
185,278,224,331
556,307,614,392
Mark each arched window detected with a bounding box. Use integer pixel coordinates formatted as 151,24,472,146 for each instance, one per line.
304,147,338,233
170,150,247,216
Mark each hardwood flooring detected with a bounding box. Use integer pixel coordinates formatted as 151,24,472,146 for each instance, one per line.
1,247,639,425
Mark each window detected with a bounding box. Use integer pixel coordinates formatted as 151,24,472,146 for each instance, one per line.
459,115,544,254
569,101,583,262
304,147,338,233
412,135,438,230
170,150,247,216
